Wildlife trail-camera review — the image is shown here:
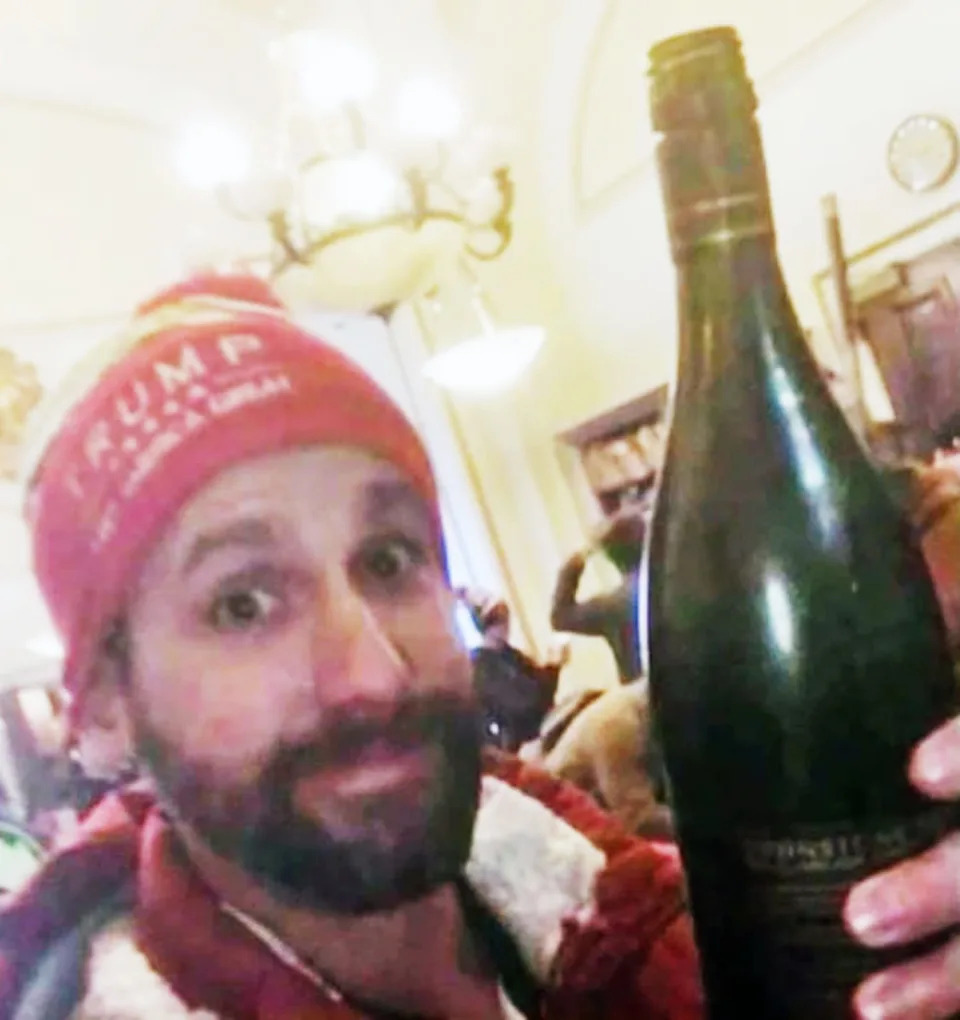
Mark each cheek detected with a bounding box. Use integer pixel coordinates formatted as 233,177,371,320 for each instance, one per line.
390,592,473,696
130,635,309,774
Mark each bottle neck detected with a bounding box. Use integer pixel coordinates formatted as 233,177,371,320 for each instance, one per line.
657,110,773,259
657,105,856,457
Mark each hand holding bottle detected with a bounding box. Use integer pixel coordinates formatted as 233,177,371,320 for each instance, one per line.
846,718,960,1019
843,461,960,1020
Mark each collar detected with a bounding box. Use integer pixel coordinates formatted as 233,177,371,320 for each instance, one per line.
224,902,526,1020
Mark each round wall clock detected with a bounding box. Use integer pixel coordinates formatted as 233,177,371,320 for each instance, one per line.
887,114,959,193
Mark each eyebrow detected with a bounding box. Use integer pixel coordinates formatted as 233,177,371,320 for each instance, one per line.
181,518,277,577
362,480,434,532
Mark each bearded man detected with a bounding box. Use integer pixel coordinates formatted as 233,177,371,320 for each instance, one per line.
0,276,701,1019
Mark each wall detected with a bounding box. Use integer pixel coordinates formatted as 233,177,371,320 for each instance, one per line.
539,0,960,400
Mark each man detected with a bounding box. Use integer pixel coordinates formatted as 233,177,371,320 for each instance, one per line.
459,589,563,752
0,275,702,1019
551,503,648,684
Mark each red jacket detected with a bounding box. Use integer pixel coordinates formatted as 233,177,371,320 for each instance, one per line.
0,754,703,1019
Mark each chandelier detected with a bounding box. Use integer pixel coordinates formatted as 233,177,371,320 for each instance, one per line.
176,32,515,314
173,29,544,393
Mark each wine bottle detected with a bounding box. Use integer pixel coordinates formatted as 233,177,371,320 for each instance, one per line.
645,27,960,1018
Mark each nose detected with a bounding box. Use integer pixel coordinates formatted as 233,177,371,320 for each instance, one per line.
307,581,412,710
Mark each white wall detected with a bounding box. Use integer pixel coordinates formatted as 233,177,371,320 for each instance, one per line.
539,0,960,408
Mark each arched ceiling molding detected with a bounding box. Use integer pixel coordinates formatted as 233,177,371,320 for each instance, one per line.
0,90,166,139
572,0,902,220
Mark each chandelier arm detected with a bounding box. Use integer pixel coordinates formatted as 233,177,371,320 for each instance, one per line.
268,210,308,266
464,224,512,261
291,209,467,266
488,166,515,235
463,167,514,260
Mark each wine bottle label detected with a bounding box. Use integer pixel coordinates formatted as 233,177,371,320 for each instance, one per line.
680,804,959,1018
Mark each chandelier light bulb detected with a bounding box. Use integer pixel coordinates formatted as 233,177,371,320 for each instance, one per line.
395,76,462,140
299,152,403,229
173,117,252,191
288,32,378,111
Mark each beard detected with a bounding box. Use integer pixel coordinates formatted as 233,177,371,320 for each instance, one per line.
131,689,483,916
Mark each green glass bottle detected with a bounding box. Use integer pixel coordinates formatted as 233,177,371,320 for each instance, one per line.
645,27,960,1018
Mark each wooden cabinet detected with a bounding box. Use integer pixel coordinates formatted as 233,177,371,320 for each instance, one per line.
558,386,668,518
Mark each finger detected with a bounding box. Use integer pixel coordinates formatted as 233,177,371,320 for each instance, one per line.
846,833,960,948
910,717,960,798
853,932,960,1020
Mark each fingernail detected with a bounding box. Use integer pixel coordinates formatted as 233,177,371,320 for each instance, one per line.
912,719,960,785
845,878,905,946
854,973,894,1020
913,743,947,785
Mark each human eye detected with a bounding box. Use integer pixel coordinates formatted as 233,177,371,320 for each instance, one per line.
204,571,286,633
355,535,428,586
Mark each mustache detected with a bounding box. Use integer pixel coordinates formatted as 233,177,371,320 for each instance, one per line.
268,691,479,781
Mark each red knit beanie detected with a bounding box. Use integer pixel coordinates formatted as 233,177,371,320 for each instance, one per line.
24,274,439,719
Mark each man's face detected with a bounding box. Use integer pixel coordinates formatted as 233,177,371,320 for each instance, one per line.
120,446,482,915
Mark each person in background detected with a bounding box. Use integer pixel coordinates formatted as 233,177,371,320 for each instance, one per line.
550,499,650,684
541,680,673,841
459,588,566,752
0,274,703,1020
546,496,664,827
886,446,960,660
841,451,960,1019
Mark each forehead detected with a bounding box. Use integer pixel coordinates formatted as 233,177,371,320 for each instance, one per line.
149,445,431,569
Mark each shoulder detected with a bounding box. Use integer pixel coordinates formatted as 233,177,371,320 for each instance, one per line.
475,754,702,1015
